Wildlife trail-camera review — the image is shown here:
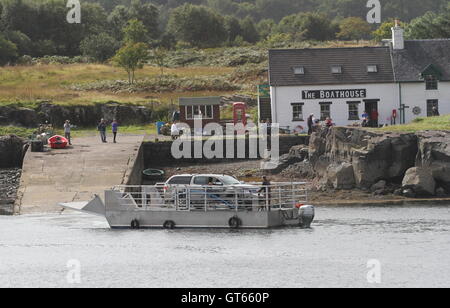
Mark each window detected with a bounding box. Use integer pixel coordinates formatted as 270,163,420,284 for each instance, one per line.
320,103,331,121
367,65,378,73
185,105,214,120
427,100,439,117
347,102,360,120
331,66,342,74
168,176,193,185
425,75,438,90
291,103,304,121
205,105,213,118
293,66,305,75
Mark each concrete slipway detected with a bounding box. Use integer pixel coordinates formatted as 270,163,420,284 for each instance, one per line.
15,135,144,214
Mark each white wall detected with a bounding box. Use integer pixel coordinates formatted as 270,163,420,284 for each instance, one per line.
400,81,450,123
271,83,399,128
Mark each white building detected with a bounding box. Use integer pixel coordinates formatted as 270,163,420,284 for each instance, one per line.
268,25,450,129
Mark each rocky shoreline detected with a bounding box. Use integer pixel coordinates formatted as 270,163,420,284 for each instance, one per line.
274,127,450,199
0,168,21,215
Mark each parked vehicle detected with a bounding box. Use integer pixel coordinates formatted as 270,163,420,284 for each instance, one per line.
161,174,259,208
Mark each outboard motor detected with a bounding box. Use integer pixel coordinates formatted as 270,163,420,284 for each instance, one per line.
298,205,315,228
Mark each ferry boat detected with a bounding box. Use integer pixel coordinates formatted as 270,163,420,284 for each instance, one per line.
59,181,315,229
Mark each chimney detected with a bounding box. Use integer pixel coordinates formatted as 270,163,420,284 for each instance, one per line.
391,19,404,50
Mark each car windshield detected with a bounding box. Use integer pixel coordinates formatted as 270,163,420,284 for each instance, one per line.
219,175,241,185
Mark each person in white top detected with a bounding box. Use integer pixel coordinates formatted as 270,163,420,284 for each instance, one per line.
171,122,180,140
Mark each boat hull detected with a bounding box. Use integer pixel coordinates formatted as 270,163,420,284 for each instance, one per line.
106,209,300,229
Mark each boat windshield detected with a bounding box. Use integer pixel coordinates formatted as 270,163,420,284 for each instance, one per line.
220,175,241,185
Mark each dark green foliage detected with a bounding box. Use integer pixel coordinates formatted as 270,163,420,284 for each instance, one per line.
0,0,448,64
167,4,227,48
80,33,120,62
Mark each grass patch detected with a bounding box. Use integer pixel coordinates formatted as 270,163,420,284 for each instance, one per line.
0,64,236,107
378,115,450,132
0,126,35,138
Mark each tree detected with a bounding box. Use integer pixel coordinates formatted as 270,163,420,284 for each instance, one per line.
150,47,169,78
240,16,260,43
111,42,149,84
277,12,337,41
80,33,120,62
224,15,242,44
167,4,227,48
337,17,373,40
0,34,18,65
405,10,450,39
257,19,276,40
123,18,148,44
372,20,407,41
128,0,160,40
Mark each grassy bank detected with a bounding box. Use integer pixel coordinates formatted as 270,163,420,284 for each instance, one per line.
0,124,157,139
379,115,450,132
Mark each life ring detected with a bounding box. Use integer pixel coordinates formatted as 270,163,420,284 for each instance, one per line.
131,219,140,229
228,216,242,229
163,220,176,229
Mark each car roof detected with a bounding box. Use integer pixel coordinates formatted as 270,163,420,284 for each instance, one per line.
169,174,232,177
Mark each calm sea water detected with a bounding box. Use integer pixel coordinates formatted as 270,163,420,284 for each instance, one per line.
0,205,449,288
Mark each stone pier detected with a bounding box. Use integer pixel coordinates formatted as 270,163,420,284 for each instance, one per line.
15,134,144,214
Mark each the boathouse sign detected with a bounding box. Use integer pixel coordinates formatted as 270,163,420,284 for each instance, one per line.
302,89,367,100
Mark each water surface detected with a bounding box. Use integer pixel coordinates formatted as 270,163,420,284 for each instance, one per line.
0,205,449,288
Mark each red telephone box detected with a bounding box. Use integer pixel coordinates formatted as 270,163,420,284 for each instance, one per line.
233,102,247,126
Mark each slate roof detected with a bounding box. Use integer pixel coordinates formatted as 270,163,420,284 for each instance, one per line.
391,39,450,82
269,47,395,86
179,97,221,106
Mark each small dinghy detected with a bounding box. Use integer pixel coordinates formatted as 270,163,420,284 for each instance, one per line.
48,135,69,149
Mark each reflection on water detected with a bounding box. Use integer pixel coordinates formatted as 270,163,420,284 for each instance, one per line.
0,205,449,288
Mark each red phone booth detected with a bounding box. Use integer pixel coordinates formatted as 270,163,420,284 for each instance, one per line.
233,102,247,126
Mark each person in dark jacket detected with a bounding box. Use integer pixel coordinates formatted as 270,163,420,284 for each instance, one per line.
258,176,272,210
97,119,107,143
307,114,315,135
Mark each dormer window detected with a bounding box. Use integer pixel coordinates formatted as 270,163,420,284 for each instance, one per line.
425,75,438,90
367,65,378,73
293,66,305,75
331,65,342,74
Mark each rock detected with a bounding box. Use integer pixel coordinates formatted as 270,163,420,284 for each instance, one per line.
436,187,447,197
325,162,355,190
0,102,160,128
402,167,436,196
402,188,416,198
280,161,314,179
272,145,309,174
394,188,403,196
371,180,387,193
416,131,450,192
309,127,417,188
0,135,26,168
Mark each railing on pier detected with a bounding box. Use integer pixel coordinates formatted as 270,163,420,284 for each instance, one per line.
112,182,308,212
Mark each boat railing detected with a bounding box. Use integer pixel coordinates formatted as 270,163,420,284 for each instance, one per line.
111,182,309,212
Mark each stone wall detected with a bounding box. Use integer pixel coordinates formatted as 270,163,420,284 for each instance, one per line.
0,102,162,127
0,135,27,168
143,135,309,167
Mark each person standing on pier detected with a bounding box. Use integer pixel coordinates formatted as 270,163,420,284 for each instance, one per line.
64,120,72,145
98,119,107,143
112,119,119,143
